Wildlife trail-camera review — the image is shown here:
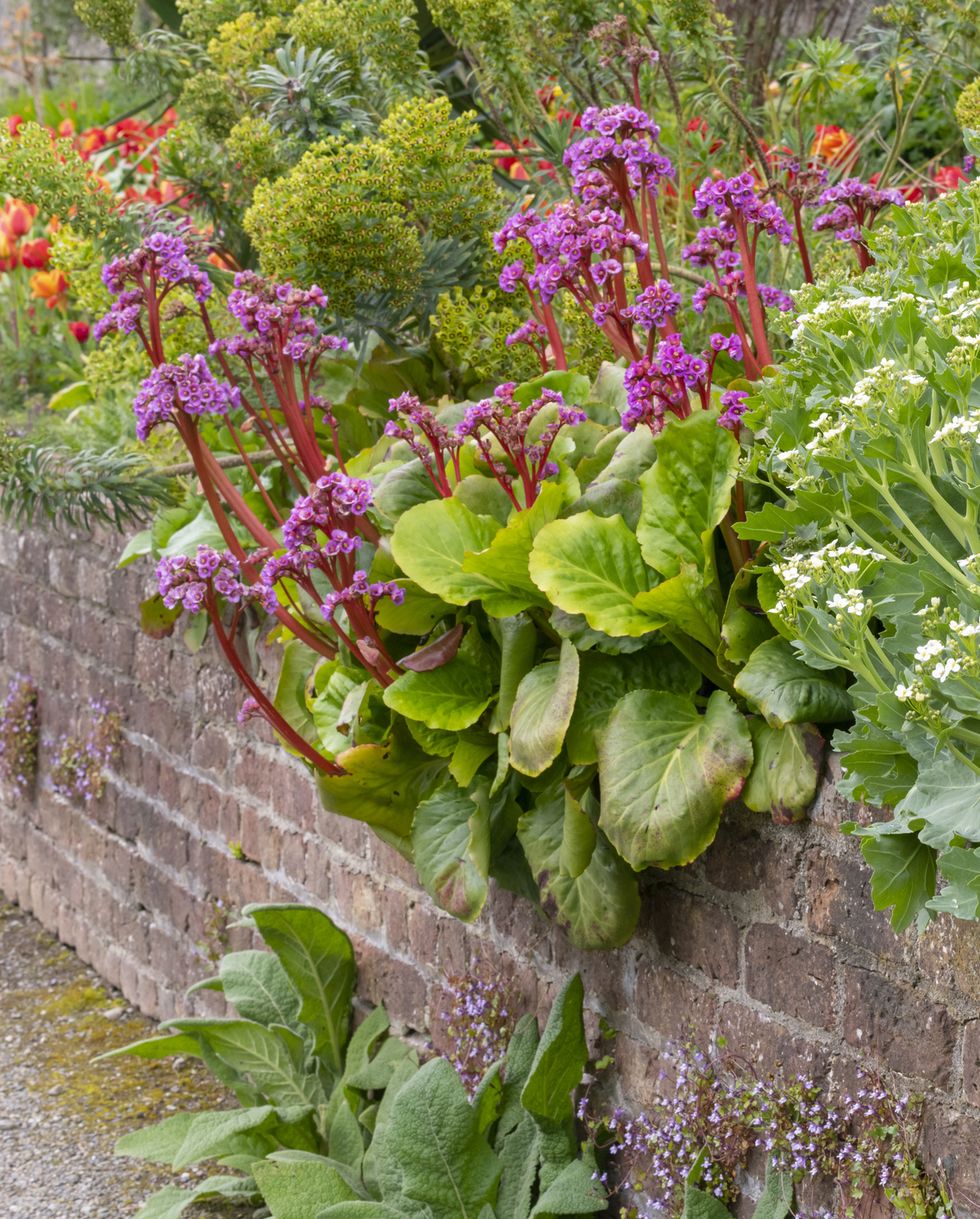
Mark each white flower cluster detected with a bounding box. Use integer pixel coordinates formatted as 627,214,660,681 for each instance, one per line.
894,597,980,712
931,408,980,447
790,291,928,346
772,541,885,628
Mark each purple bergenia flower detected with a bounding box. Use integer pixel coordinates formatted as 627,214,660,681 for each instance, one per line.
157,546,277,614
132,355,240,441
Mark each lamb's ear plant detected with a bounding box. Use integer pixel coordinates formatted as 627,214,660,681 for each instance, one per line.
100,902,416,1219
104,905,610,1219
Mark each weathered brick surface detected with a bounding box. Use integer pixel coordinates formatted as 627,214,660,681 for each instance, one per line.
1,523,979,1210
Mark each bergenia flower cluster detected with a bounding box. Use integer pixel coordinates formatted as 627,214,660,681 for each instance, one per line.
385,392,462,497
622,332,743,433
811,178,906,270
132,354,240,442
455,383,586,507
157,546,278,615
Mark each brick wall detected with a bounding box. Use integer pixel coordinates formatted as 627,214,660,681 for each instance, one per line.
2,522,980,1210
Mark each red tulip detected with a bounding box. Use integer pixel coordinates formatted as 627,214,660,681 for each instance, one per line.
68,320,90,343
6,114,23,138
933,165,968,194
19,237,50,269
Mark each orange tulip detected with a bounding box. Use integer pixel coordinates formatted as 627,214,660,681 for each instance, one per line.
29,268,68,307
810,125,857,170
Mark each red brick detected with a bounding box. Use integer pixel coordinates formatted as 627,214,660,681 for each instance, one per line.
842,965,955,1086
805,846,912,965
646,887,740,986
744,924,836,1029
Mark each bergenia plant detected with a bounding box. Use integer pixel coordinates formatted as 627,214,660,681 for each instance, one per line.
104,99,904,950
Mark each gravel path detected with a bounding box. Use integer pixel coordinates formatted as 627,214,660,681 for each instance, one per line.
0,900,232,1218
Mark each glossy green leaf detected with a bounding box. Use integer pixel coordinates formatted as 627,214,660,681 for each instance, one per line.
460,482,564,616
317,723,446,839
518,795,640,950
449,731,497,787
559,787,597,880
491,613,539,732
390,498,502,606
510,641,580,776
742,721,823,824
599,690,752,870
139,593,182,639
734,637,852,728
312,666,365,756
383,652,493,731
633,564,720,652
565,646,699,765
637,410,739,578
528,512,659,638
412,784,491,921
273,640,320,755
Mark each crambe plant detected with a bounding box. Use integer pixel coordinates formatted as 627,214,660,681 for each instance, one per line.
741,181,980,929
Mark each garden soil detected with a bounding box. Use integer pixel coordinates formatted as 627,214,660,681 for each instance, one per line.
0,900,232,1218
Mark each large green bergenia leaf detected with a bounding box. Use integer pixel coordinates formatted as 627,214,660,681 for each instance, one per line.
412,784,491,921
274,640,321,755
317,722,446,841
245,905,355,1074
518,795,640,950
742,721,823,824
510,641,580,776
633,563,721,652
528,511,660,637
460,482,565,617
374,1058,501,1219
491,614,539,733
636,410,739,578
565,646,699,765
734,637,852,728
598,690,752,870
391,498,502,605
383,651,493,731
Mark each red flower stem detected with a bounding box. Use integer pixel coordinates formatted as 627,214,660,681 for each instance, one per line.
209,602,343,775
792,200,815,284
733,219,773,368
540,301,567,370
